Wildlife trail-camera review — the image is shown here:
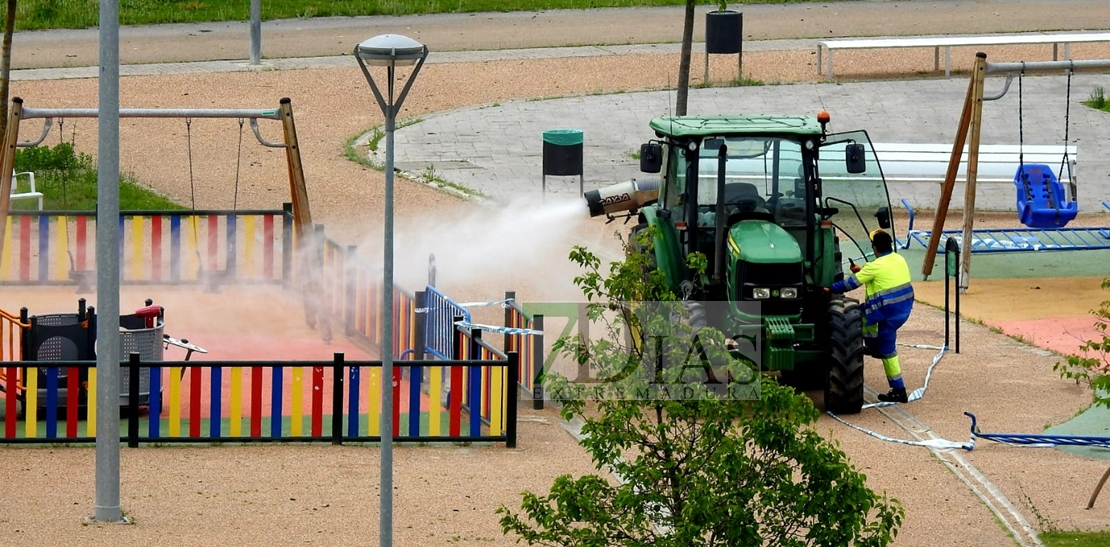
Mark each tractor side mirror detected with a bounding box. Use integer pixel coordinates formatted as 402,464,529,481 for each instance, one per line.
876,207,892,229
845,143,867,174
640,143,662,173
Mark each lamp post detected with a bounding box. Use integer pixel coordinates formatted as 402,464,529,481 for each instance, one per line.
354,33,428,547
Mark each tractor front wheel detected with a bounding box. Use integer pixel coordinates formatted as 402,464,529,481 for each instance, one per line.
824,297,865,414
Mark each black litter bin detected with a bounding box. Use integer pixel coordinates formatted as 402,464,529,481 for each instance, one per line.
704,10,744,82
542,129,583,176
542,129,585,197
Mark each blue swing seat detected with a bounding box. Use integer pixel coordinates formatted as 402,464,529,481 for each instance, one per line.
1014,163,1077,228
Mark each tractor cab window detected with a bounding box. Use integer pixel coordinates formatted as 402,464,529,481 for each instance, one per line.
694,137,807,228
817,130,895,262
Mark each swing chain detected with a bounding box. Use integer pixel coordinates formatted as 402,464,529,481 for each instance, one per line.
1017,63,1024,171
186,117,196,210
1061,66,1075,202
234,118,244,211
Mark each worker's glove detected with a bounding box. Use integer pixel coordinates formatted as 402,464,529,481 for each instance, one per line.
850,264,862,274
823,287,832,294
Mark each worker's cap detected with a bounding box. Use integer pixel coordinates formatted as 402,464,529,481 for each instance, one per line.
869,229,887,240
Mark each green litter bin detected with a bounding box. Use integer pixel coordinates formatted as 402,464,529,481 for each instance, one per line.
543,129,584,177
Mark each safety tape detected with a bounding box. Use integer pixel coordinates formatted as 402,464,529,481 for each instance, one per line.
861,342,945,410
454,321,543,336
416,298,515,313
827,412,974,450
830,341,983,450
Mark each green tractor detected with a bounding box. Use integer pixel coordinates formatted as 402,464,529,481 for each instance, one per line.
583,112,895,414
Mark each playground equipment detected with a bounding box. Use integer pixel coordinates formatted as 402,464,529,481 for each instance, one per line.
918,54,1110,290
1013,66,1078,229
899,198,1110,252
0,299,206,416
585,111,898,414
0,97,326,335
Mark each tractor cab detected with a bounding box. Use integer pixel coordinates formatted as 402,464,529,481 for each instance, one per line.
584,111,895,414
633,114,894,310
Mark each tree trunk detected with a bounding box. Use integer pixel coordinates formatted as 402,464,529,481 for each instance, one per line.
675,0,695,116
0,0,16,142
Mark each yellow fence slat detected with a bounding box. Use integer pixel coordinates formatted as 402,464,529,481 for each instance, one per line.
25,368,37,438
429,367,442,436
169,367,182,437
131,216,144,281
243,215,256,280
230,367,242,437
54,216,68,281
86,368,96,437
291,367,303,436
367,367,380,436
1,216,11,281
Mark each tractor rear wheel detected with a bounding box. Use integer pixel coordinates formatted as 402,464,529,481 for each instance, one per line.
824,297,865,414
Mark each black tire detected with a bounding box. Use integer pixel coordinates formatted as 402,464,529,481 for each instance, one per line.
824,297,866,414
681,300,707,330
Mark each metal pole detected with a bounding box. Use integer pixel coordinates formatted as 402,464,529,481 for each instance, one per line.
93,0,123,523
250,0,262,65
985,58,1110,74
380,65,396,547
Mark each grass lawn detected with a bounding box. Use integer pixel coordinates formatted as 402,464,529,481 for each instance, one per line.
1040,531,1110,547
11,142,185,212
11,0,826,31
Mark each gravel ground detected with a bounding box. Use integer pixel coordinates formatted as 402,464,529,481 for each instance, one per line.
3,2,1110,546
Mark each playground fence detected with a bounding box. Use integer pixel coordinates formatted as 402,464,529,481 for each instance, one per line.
0,352,517,446
0,206,294,286
0,204,541,447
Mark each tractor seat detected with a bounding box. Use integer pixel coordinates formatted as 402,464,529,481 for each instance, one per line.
723,182,765,209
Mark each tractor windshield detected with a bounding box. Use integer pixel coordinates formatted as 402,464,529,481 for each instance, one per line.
818,130,894,262
682,136,808,227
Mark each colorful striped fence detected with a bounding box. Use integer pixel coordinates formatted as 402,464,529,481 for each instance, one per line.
0,307,29,432
0,208,293,286
0,353,517,446
504,293,545,410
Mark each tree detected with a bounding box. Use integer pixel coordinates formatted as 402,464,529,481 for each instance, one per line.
1055,278,1110,407
675,0,696,116
497,228,904,547
1,0,16,140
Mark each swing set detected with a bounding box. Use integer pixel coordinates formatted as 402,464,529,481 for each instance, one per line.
0,97,327,333
919,54,1110,289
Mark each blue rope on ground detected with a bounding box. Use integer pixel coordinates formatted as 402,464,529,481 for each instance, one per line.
965,412,1110,450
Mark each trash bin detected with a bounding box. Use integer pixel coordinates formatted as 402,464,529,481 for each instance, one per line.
119,308,165,408
706,10,742,55
542,129,584,176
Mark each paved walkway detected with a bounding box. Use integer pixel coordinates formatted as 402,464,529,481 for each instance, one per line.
9,1,1110,213
375,72,1110,211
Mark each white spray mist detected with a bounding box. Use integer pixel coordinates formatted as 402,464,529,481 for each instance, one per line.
357,194,626,304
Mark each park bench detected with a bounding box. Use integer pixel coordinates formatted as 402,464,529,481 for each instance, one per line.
816,32,1110,78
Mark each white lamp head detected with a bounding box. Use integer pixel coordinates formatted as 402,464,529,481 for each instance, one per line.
355,34,427,67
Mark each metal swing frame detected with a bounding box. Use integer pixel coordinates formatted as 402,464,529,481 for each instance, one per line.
918,55,1110,291
0,97,327,333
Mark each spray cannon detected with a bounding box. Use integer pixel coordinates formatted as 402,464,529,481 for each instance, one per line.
584,177,660,221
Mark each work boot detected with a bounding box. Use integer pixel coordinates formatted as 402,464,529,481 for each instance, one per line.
877,387,908,403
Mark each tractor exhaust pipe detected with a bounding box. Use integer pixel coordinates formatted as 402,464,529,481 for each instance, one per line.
584,177,660,218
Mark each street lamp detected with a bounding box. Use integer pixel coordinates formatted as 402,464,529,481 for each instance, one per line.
354,33,428,547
